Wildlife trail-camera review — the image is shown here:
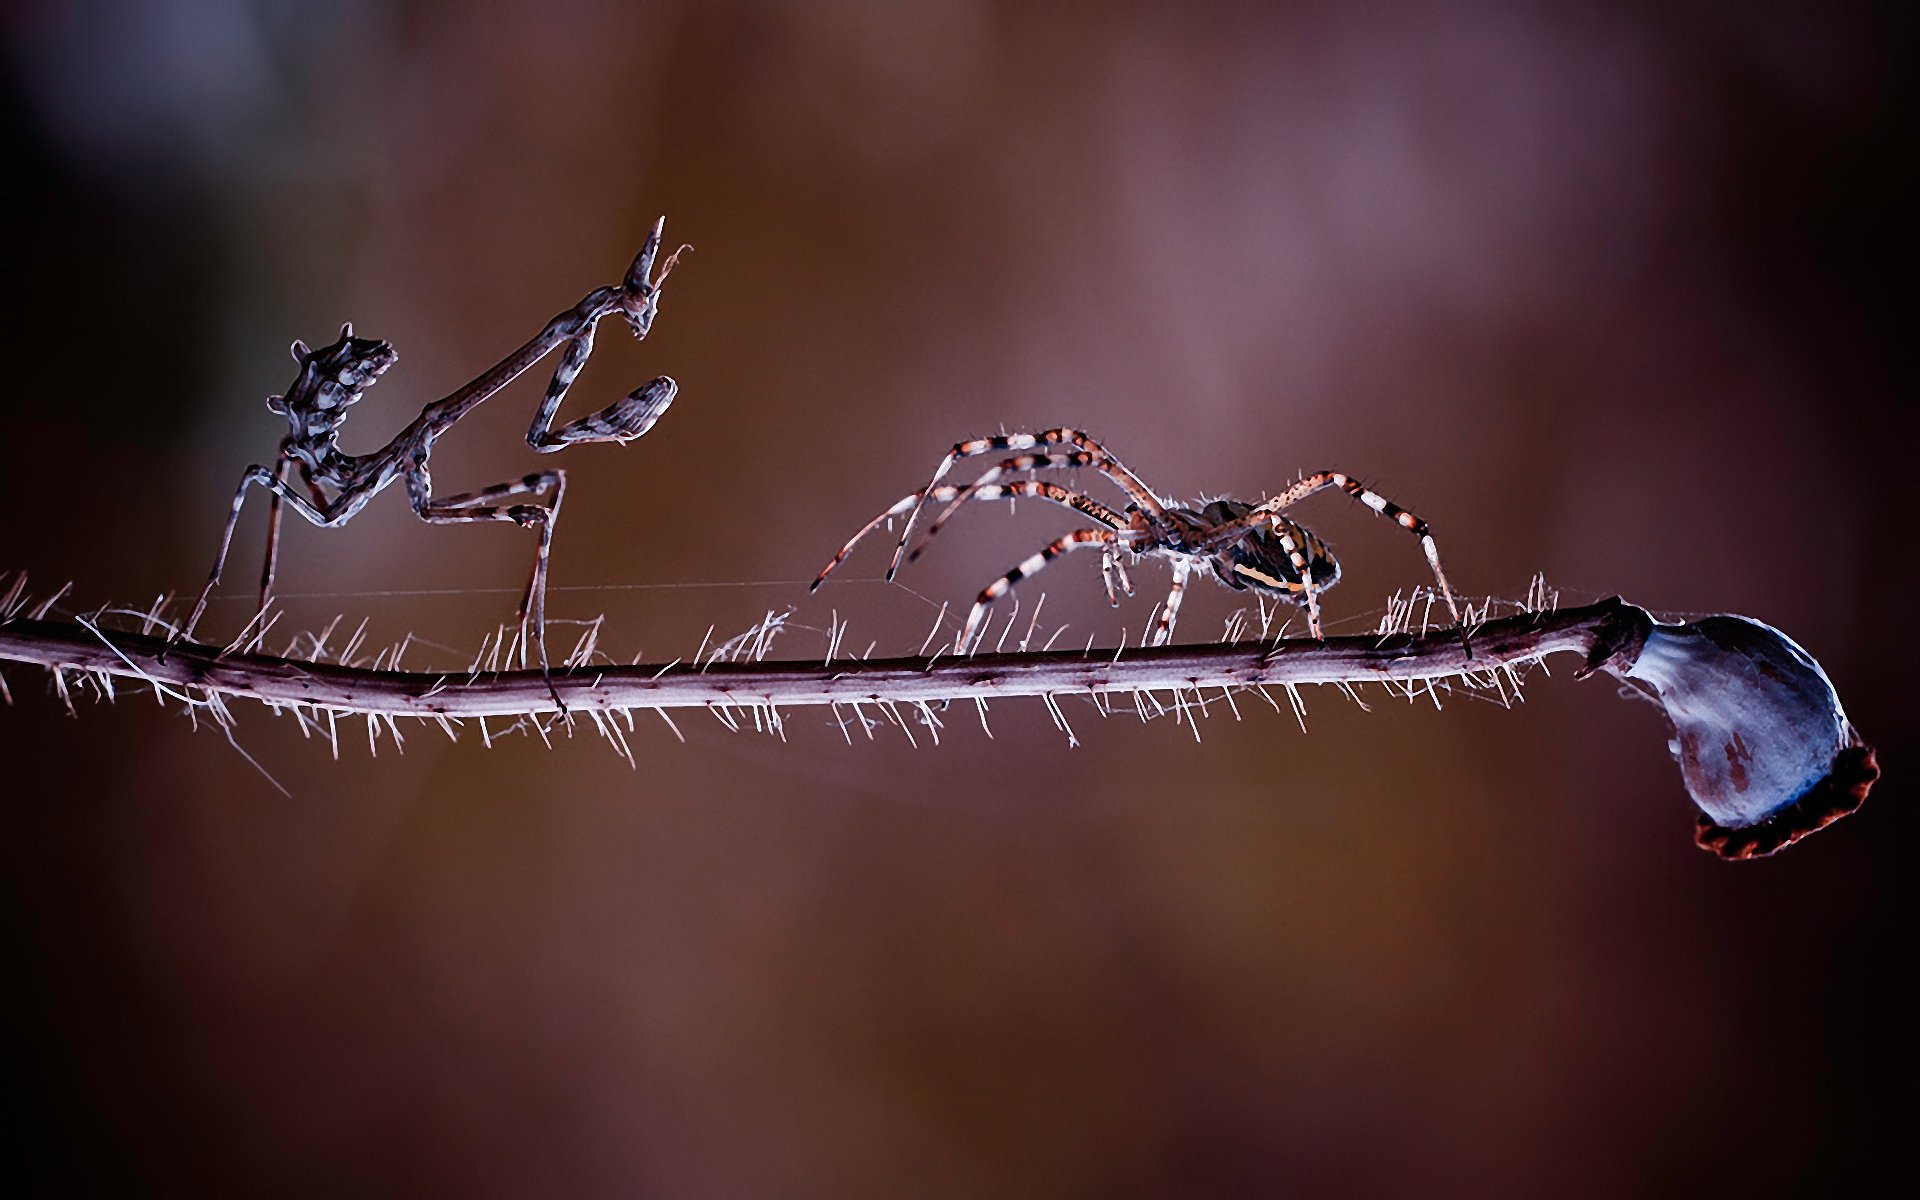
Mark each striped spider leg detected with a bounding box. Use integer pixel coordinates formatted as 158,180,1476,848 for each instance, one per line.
171,217,691,709
812,452,1130,589
886,428,1169,580
958,528,1126,652
905,447,1113,568
886,430,1201,650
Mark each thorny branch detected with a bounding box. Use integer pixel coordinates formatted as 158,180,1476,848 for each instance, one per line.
0,582,1879,860
3,597,1631,718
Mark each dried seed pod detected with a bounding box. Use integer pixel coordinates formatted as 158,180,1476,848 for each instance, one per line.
1616,615,1878,859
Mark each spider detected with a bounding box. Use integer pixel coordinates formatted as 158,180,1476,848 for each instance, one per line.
170,217,690,703
812,428,1464,653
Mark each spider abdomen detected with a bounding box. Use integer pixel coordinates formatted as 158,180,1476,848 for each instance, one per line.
1213,533,1340,597
1194,500,1340,598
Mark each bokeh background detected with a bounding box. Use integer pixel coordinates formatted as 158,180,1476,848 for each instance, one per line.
3,1,1913,1193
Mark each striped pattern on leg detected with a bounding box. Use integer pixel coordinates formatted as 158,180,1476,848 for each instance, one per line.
1217,515,1326,634
526,324,678,451
1270,521,1324,638
909,449,1097,564
525,327,596,449
546,376,675,444
890,429,1162,580
1150,560,1192,647
1314,472,1460,629
813,456,1125,591
407,466,566,670
958,528,1119,653
1099,548,1134,606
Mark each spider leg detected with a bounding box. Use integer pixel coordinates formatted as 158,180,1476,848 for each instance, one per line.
958,528,1118,654
1099,548,1134,606
890,429,1163,581
1272,522,1325,639
405,464,568,708
811,462,1124,591
1149,559,1193,647
907,449,1097,565
904,467,1129,569
1292,473,1457,627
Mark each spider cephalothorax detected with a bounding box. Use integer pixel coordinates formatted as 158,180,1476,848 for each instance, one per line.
814,428,1458,652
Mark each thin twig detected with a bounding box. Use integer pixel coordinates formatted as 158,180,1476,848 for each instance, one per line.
0,599,1648,718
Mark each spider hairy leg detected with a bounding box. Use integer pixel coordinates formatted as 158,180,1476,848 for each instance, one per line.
905,449,1097,565
812,455,1124,591
1304,472,1460,629
1322,472,1462,630
958,528,1119,653
1270,523,1325,638
1150,560,1193,646
1099,548,1134,606
888,429,1163,581
906,454,1133,568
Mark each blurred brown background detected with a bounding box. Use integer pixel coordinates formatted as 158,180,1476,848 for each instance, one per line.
2,1,1914,1194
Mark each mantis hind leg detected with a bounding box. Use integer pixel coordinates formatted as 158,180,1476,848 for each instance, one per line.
405,465,569,709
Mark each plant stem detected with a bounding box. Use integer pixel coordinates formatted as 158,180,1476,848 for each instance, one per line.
0,599,1649,718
